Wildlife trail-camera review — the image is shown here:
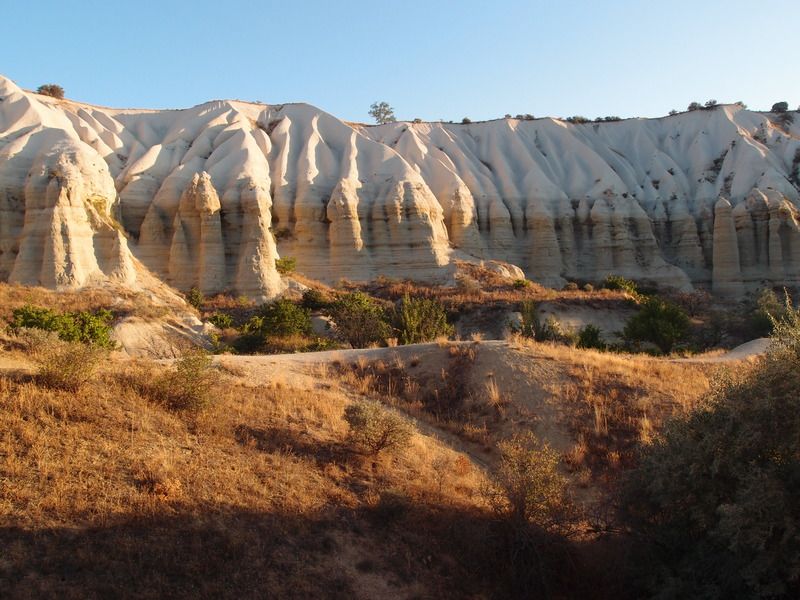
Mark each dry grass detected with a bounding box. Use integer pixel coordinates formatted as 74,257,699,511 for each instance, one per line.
0,282,184,324
515,339,713,480
0,351,498,598
352,263,630,313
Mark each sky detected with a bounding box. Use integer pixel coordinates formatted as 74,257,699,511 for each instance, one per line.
5,0,797,122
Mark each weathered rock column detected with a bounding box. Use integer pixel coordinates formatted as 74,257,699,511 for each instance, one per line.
712,197,744,296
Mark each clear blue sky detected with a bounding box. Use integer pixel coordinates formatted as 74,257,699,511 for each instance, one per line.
5,0,797,122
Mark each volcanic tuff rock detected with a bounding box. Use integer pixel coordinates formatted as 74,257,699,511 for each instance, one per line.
1,74,800,298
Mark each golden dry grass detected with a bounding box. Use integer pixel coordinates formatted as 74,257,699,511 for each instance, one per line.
0,282,184,324
352,262,630,312
0,353,499,599
509,338,713,480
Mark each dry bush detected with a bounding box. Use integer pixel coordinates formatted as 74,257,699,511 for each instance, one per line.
19,329,107,392
140,350,218,412
344,401,414,455
484,432,572,529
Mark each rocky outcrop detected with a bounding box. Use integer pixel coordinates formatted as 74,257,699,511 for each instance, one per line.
1,74,800,298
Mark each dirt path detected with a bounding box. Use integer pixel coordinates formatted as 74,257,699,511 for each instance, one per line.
678,338,770,363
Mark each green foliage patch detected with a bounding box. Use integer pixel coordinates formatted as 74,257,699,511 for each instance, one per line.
10,305,115,349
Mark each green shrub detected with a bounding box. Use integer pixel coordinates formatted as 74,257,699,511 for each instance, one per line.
622,296,689,354
622,308,800,597
392,294,453,344
583,283,594,292
185,287,204,310
275,256,296,275
207,312,233,329
576,324,606,350
327,292,391,348
344,401,414,455
512,279,531,290
242,299,311,338
563,282,579,291
602,275,638,296
301,288,331,310
10,305,115,349
149,351,217,412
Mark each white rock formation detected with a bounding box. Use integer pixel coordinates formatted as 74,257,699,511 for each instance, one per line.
2,74,800,298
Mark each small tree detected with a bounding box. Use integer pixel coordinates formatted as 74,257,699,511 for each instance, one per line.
36,84,64,99
771,101,789,113
623,296,689,354
704,99,718,109
461,117,472,124
687,101,702,111
344,401,413,455
327,292,391,347
392,294,453,344
368,101,396,125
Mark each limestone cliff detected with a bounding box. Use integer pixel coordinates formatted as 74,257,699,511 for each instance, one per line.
2,74,799,298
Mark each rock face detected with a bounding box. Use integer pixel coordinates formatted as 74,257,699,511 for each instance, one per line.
2,74,800,298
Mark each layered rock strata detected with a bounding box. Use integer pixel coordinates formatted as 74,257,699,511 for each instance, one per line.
2,74,800,298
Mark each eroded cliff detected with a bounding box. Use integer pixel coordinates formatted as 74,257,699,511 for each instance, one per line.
2,74,799,298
